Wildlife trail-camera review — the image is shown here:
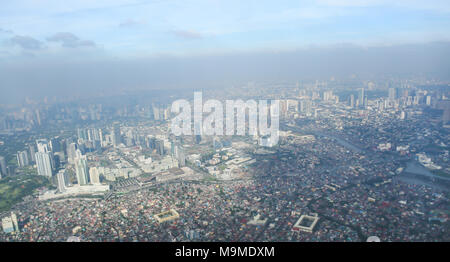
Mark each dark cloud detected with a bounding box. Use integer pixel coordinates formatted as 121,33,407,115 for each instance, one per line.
9,35,44,50
119,19,141,27
47,32,96,48
171,30,203,39
76,40,96,47
0,28,13,34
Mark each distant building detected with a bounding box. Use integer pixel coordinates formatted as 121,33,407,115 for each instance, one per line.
36,139,51,153
323,90,333,101
111,123,121,147
194,122,202,144
400,111,407,120
178,148,186,167
444,109,450,125
16,150,29,167
89,167,101,185
50,137,62,152
349,95,355,108
57,169,69,193
388,87,396,101
407,96,413,106
152,105,160,120
359,88,366,108
426,95,432,106
28,144,36,163
75,150,89,185
35,152,53,177
35,139,55,177
155,139,165,155
0,156,5,178
67,142,78,164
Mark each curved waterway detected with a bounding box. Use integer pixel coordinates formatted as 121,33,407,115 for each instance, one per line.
311,130,364,153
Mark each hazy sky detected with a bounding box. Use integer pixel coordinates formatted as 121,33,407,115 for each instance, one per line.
0,0,450,103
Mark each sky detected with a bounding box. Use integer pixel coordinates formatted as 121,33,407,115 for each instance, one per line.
0,0,450,103
1,0,450,58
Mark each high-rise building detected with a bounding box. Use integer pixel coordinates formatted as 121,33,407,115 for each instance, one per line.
349,95,355,108
35,109,41,126
153,105,160,120
170,141,176,156
57,169,69,193
77,128,88,141
426,96,432,106
406,96,412,106
35,139,55,177
163,107,170,120
35,152,53,177
50,137,62,153
388,87,396,101
359,88,366,108
444,109,450,125
400,111,407,120
0,156,6,178
29,144,36,163
323,90,333,101
67,142,78,164
89,167,101,185
194,122,202,144
36,139,51,153
304,100,313,116
16,151,29,167
11,212,18,232
298,100,304,112
155,139,165,155
74,150,89,185
178,146,186,167
98,128,104,147
111,123,121,147
213,138,223,151
280,100,288,118
146,136,154,149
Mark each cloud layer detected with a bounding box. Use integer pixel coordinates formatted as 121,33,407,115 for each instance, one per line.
47,32,96,48
171,30,203,39
9,35,44,50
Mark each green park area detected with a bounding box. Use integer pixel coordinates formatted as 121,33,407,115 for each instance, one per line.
0,174,51,212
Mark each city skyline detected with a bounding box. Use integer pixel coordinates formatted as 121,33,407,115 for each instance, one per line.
1,1,450,104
